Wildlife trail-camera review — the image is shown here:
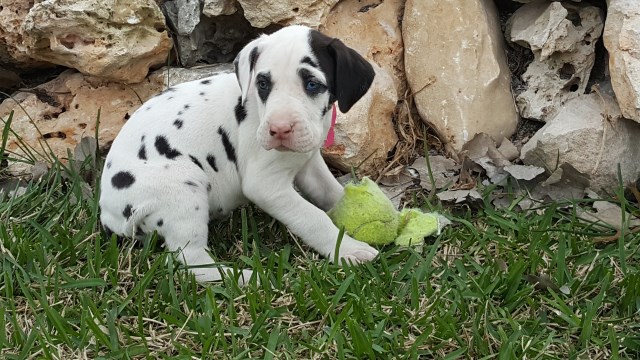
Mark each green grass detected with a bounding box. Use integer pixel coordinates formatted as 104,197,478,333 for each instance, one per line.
1,122,639,358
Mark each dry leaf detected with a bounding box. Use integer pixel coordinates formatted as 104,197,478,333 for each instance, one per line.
504,164,545,181
436,189,482,203
411,155,459,190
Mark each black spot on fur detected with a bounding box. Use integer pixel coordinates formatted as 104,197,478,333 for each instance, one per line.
201,79,211,85
185,180,198,187
235,96,247,124
249,46,260,73
301,56,318,68
138,143,147,160
102,224,114,239
256,72,272,103
123,204,133,219
206,154,218,172
321,104,331,117
184,104,190,110
111,171,135,189
106,161,112,169
218,127,237,164
173,119,183,129
298,68,327,98
141,135,145,142
157,219,164,227
177,110,183,116
155,135,182,160
195,206,200,211
189,155,203,170
206,183,212,192
199,92,205,96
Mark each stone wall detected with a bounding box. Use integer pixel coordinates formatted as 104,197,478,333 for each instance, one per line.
1,0,638,191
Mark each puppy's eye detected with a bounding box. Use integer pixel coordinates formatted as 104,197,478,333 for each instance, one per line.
305,80,318,91
257,80,269,90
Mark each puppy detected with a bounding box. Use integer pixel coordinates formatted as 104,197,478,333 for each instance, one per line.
99,25,379,284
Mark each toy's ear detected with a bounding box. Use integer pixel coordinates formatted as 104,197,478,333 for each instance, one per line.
309,30,375,113
234,36,265,103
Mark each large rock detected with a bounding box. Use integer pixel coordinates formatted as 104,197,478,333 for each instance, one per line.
237,0,339,28
0,0,47,68
162,1,264,66
320,0,406,94
507,1,604,121
203,0,237,17
322,65,398,174
521,91,640,193
12,0,172,84
604,0,640,123
0,65,232,175
0,67,21,91
403,0,518,154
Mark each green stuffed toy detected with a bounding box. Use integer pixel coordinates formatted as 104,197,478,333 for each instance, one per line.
328,177,448,246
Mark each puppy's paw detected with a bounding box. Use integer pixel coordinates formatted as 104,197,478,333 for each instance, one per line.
233,269,257,287
192,267,256,286
331,237,379,264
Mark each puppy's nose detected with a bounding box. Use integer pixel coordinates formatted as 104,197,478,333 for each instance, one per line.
269,122,294,139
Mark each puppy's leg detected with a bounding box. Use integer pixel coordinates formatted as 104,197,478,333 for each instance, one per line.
294,151,344,211
244,168,378,264
157,191,253,285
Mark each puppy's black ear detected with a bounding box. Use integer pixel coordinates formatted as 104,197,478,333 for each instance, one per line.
309,30,375,113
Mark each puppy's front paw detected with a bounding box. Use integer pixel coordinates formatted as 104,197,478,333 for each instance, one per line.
331,236,379,264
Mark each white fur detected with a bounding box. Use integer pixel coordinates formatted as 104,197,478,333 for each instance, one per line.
99,26,378,285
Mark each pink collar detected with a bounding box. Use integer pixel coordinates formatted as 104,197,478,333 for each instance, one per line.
323,104,337,148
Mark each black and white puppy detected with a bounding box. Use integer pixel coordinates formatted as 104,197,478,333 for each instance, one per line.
99,25,378,283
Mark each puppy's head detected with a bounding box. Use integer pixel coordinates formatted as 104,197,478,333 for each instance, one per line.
234,26,375,153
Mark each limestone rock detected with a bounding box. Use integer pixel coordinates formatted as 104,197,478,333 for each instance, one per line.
322,65,398,174
163,1,263,66
507,1,604,121
521,92,640,193
403,0,518,154
0,65,231,175
0,0,47,68
320,0,406,95
237,0,339,28
148,64,234,87
173,0,202,35
603,0,640,122
17,0,172,84
203,0,237,17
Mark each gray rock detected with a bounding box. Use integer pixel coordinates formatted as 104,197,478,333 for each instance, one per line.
149,63,234,86
163,1,270,66
521,92,640,193
507,1,604,121
604,0,640,123
203,0,237,17
174,0,202,35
